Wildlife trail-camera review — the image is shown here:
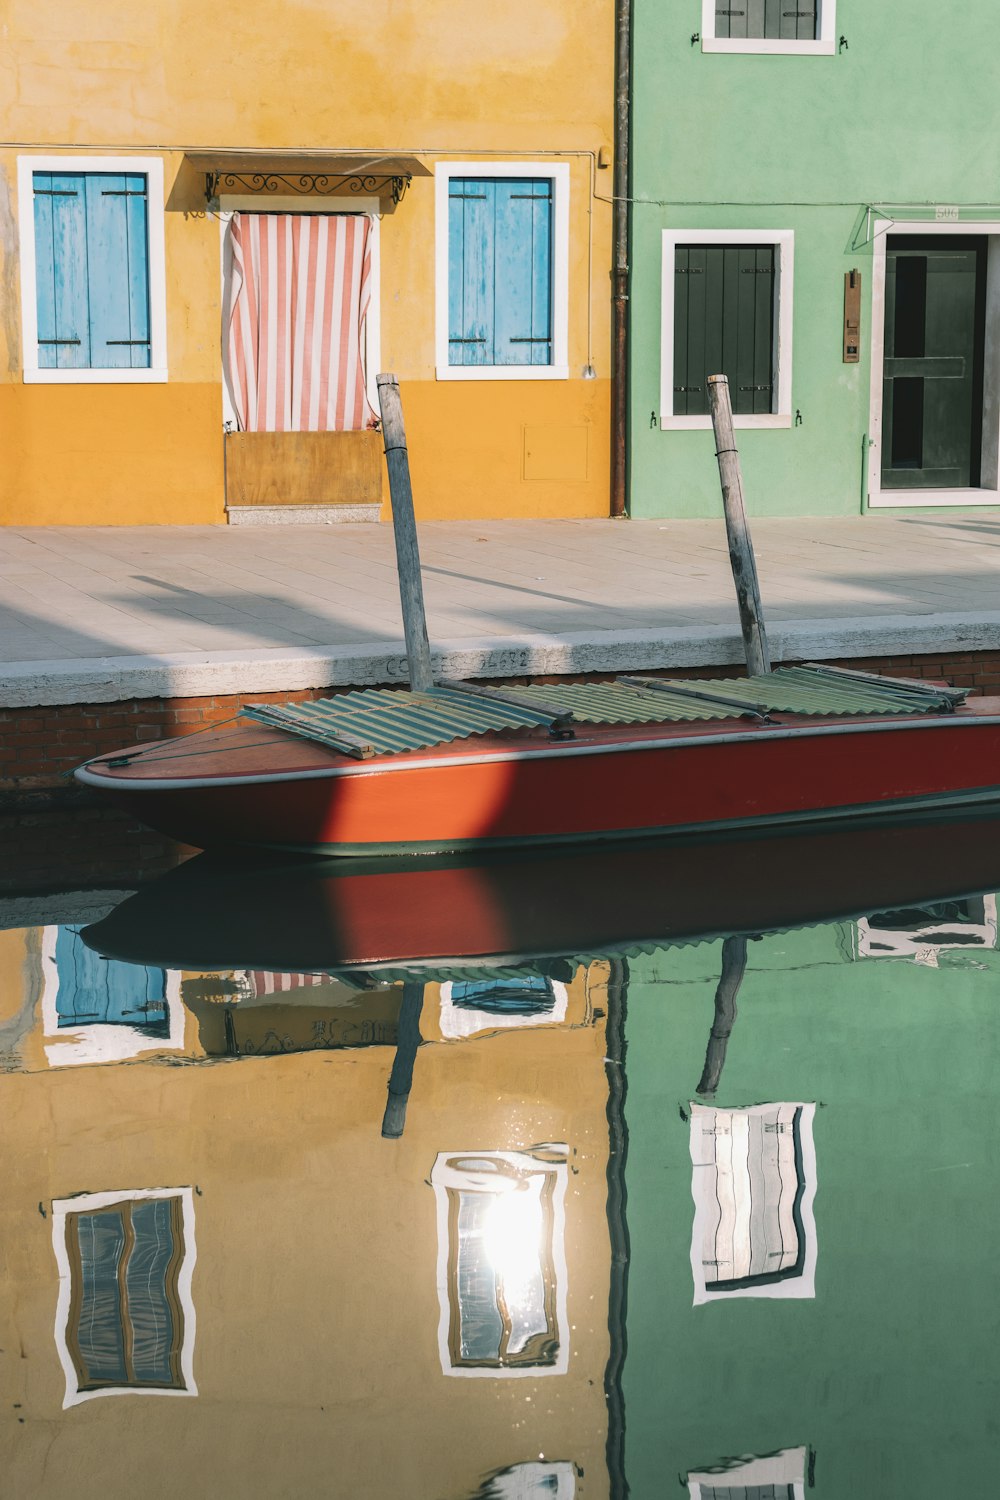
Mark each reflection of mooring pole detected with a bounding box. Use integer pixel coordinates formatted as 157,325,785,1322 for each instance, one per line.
696,935,748,1099
381,981,424,1138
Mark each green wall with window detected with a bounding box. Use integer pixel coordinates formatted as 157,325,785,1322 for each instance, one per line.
619,919,1000,1495
630,1,1000,516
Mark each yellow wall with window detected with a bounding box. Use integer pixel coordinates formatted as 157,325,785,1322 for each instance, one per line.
0,2,613,525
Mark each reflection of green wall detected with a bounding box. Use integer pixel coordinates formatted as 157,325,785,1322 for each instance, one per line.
622,921,1000,1498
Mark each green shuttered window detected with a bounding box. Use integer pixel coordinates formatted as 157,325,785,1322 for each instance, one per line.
32,172,151,370
448,178,553,367
715,0,818,40
673,244,776,416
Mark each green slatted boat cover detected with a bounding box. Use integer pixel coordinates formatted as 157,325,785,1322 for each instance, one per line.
242,666,967,759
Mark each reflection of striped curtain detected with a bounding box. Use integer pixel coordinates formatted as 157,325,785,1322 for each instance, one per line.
246,971,336,996
226,212,375,432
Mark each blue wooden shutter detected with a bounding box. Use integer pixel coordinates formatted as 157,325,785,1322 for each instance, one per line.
33,172,90,368
493,180,552,366
85,174,151,369
448,178,553,367
449,178,494,365
32,171,150,370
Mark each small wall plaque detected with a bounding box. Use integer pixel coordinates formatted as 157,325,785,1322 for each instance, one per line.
844,268,861,363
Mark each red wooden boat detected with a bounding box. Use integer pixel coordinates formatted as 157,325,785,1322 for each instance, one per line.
75,666,1000,856
72,378,1000,857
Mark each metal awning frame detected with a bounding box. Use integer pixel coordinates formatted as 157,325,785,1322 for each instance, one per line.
204,168,410,204
193,154,420,206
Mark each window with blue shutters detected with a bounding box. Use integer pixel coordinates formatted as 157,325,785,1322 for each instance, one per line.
448,178,553,367
53,1187,198,1404
436,163,569,379
18,155,167,383
32,172,151,370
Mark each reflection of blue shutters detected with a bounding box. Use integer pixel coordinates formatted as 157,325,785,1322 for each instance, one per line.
448,179,552,366
33,172,151,370
73,1198,182,1389
54,925,168,1033
450,976,556,1016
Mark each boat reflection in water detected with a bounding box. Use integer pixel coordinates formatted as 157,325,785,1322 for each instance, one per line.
3,813,1000,1495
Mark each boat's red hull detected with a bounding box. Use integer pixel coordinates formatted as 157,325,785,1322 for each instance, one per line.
75,703,1000,855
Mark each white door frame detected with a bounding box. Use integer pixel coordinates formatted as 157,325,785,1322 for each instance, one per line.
868,219,1000,507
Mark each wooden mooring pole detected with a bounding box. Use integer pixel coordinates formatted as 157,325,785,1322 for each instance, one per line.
377,373,434,693
706,374,772,677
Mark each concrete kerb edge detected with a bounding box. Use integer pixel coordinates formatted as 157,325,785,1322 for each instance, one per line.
4,612,1000,708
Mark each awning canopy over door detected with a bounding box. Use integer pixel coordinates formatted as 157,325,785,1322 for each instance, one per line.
186,152,428,205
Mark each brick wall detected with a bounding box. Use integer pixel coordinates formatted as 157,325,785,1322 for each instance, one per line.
4,650,1000,802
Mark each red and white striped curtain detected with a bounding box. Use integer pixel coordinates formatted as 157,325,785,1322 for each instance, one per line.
225,212,376,432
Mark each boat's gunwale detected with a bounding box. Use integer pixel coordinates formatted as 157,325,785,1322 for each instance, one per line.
74,710,1000,794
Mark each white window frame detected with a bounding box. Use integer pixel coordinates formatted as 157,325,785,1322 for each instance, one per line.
435,161,570,382
688,1100,818,1305
856,893,998,961
17,155,168,384
218,194,381,427
51,1186,198,1408
438,976,568,1039
40,924,185,1068
868,218,1000,508
430,1147,570,1377
701,0,837,55
660,228,794,430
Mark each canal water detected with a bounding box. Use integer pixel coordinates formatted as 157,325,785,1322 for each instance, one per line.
3,806,1000,1498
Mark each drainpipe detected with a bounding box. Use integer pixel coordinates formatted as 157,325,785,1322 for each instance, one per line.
610,0,632,518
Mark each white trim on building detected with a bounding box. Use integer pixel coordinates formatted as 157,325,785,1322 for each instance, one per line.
700,0,837,56
660,227,794,430
434,161,570,381
17,154,168,384
868,218,1000,508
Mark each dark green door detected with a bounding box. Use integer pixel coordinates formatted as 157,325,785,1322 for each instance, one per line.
881,235,986,489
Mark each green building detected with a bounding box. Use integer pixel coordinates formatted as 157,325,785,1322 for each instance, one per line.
629,3,1000,517
620,903,1000,1496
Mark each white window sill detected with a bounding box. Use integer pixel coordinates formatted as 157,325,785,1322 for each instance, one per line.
23,368,169,385
869,487,1000,508
660,412,792,431
436,365,569,382
702,39,835,56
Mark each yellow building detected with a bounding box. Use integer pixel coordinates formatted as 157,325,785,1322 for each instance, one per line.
0,2,614,527
0,931,615,1498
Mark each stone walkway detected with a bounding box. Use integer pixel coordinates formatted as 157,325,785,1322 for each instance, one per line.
4,512,1000,705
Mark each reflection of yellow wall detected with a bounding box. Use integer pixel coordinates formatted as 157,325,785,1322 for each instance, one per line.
0,991,612,1498
0,928,30,1025
0,2,613,524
